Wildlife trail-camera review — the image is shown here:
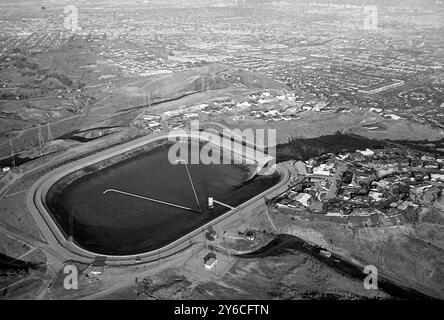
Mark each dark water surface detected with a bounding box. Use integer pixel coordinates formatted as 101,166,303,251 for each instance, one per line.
46,142,280,255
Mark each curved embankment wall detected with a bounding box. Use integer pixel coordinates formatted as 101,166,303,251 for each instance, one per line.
27,132,290,265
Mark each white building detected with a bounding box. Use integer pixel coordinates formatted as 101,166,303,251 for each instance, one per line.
313,167,331,176
357,149,375,157
205,258,217,270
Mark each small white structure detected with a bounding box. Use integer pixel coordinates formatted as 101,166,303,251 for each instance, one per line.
294,193,312,207
88,266,104,277
236,101,251,109
147,121,161,128
369,191,383,202
205,258,217,270
357,148,375,157
431,174,444,181
385,114,401,120
326,211,344,217
369,107,383,113
2,167,11,173
208,196,214,210
313,167,331,176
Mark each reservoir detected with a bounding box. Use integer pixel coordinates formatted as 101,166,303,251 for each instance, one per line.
46,140,280,255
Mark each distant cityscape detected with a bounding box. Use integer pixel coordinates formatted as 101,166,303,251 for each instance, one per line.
1,1,443,130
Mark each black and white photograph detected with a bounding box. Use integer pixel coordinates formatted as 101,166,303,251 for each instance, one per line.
0,0,443,310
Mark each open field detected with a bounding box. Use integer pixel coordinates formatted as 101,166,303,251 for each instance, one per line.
98,248,390,300
269,208,444,299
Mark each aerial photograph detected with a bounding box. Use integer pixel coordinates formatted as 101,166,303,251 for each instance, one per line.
0,0,443,309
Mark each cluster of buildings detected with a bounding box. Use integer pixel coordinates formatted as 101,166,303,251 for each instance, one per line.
277,146,444,228
134,102,214,131
133,90,355,132
99,48,175,77
244,92,345,122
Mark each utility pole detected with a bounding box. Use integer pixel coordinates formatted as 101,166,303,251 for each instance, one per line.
37,125,43,156
9,139,15,169
189,234,194,258
47,122,53,141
